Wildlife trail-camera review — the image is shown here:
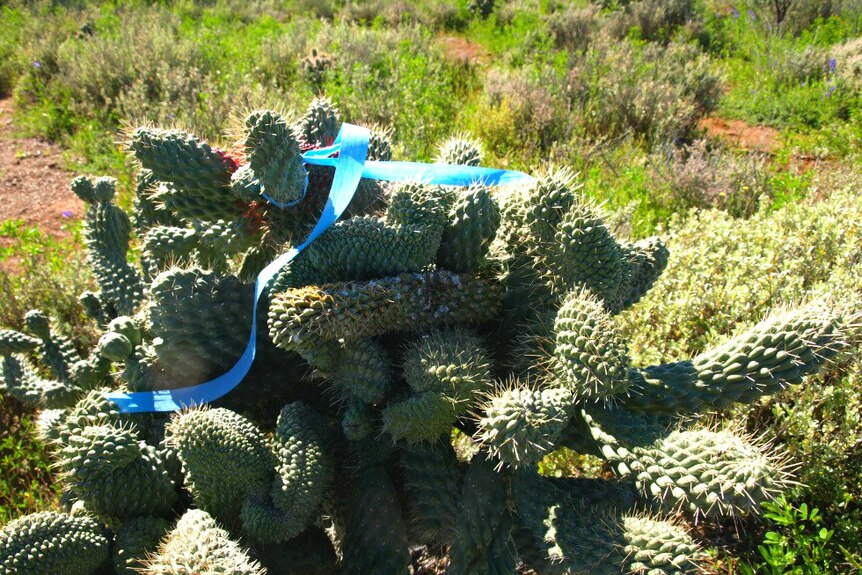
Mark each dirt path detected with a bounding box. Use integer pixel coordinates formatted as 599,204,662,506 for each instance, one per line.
0,98,83,238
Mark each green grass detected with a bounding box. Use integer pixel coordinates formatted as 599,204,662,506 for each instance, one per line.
0,393,60,524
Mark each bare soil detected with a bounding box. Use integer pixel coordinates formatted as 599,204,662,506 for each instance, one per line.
0,98,83,238
439,36,490,65
699,116,780,153
700,115,832,173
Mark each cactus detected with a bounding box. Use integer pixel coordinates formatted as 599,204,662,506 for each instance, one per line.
243,109,307,206
140,509,265,575
71,177,144,317
300,48,335,94
112,516,170,575
0,511,110,575
0,98,849,575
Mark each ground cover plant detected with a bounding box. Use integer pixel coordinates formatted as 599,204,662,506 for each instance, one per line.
1,0,862,573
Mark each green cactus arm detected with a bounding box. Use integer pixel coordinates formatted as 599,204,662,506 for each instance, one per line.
0,328,40,355
71,177,144,315
58,388,128,443
0,511,110,575
623,305,845,416
384,327,494,443
79,291,111,326
449,456,518,575
35,407,68,443
383,391,457,444
59,423,177,520
152,179,242,223
339,459,411,575
574,408,791,518
1,354,79,408
244,109,307,206
331,338,393,404
167,407,274,525
140,509,265,575
551,289,632,401
341,401,374,440
612,236,670,312
383,180,452,230
240,495,306,544
141,226,199,275
439,184,501,274
475,384,574,468
274,213,444,291
552,196,624,305
266,403,335,540
112,516,170,575
436,133,484,167
132,168,181,233
148,267,252,385
404,327,493,397
25,310,83,384
512,470,700,575
69,352,113,391
268,271,502,349
400,439,463,546
128,127,238,213
296,97,340,148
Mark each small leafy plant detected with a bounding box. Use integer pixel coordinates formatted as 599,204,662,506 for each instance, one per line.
741,497,836,575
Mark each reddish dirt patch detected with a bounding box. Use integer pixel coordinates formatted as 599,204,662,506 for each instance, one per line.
699,116,780,153
0,98,83,238
439,36,489,65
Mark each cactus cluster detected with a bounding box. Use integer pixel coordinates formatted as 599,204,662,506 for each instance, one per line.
0,96,848,575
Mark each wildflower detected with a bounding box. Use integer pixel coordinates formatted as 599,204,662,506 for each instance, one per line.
828,58,836,74
62,210,73,218
32,61,41,69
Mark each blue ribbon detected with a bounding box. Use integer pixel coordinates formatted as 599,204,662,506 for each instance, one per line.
106,124,535,413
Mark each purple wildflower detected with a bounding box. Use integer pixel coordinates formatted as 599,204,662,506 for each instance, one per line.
32,61,41,69
828,58,836,73
826,85,836,98
731,6,739,18
62,210,73,218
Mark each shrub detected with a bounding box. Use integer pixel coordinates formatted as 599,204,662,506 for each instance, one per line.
832,37,862,90
621,174,861,362
544,4,601,52
648,140,773,217
630,0,698,42
566,39,721,145
476,67,567,161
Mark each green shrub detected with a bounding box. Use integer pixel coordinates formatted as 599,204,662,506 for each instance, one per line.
621,174,861,361
739,497,847,575
647,140,773,217
566,38,721,145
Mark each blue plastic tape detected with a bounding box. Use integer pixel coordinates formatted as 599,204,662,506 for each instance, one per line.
106,124,535,413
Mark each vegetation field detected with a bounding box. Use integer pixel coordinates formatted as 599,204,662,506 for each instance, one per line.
1,0,862,572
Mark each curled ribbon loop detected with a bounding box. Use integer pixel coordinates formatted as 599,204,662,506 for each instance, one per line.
106,124,535,413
